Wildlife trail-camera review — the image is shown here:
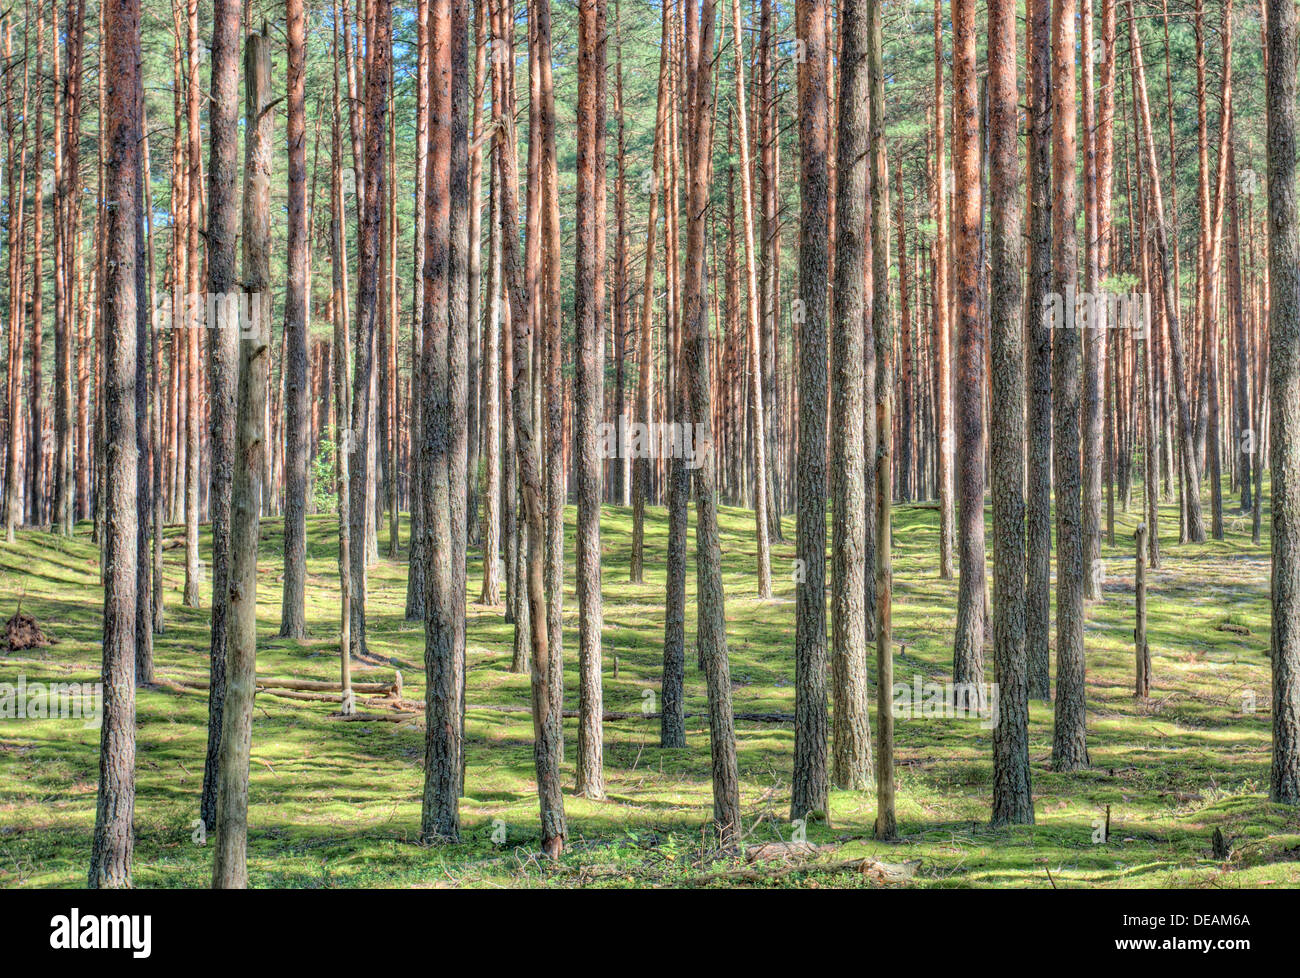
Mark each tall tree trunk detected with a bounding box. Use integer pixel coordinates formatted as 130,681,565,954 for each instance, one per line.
952,0,985,695
466,0,487,549
759,0,783,541
933,0,954,580
791,0,831,825
212,26,270,887
181,0,201,608
421,0,462,842
406,0,431,621
88,0,140,889
867,0,895,841
1081,0,1106,599
729,0,771,599
480,148,502,605
29,10,45,530
574,0,607,800
52,0,83,538
661,0,689,745
1098,0,1117,548
448,0,471,796
349,0,392,659
1127,0,1205,542
280,0,309,638
830,0,872,789
1025,0,1053,701
133,50,153,683
536,0,566,790
630,19,668,586
1266,0,1300,804
495,0,566,854
988,0,1033,825
331,7,353,714
683,0,742,845
1052,0,1089,772
198,0,244,832
3,9,30,545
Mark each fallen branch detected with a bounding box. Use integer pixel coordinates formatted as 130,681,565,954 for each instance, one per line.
388,699,794,724
684,857,921,887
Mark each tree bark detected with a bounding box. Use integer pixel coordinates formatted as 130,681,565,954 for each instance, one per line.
933,0,954,580
1052,0,1089,772
280,0,310,638
212,27,270,888
729,0,772,600
180,0,201,608
88,0,139,889
1266,0,1300,804
682,0,742,846
1025,0,1053,701
495,0,566,852
197,0,243,833
988,0,1033,825
574,0,607,800
868,0,895,841
791,0,831,825
829,0,872,790
421,0,462,842
952,0,985,697
1127,0,1205,543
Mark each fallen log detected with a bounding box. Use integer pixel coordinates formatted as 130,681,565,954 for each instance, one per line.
175,675,401,696
744,841,834,862
331,711,420,723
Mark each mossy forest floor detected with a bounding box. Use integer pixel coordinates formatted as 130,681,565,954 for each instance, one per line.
3,479,1298,888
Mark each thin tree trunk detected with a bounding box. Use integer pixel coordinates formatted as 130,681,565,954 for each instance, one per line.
952,0,985,695
280,0,310,637
181,0,201,608
683,0,742,845
349,0,392,659
406,0,431,622
496,0,566,854
537,0,566,788
574,0,607,800
630,21,668,587
729,0,772,599
479,145,502,605
868,0,895,841
331,7,353,716
29,9,45,531
1127,0,1205,543
1081,0,1105,599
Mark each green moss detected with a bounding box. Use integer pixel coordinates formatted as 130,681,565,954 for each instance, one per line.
1,478,1295,888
